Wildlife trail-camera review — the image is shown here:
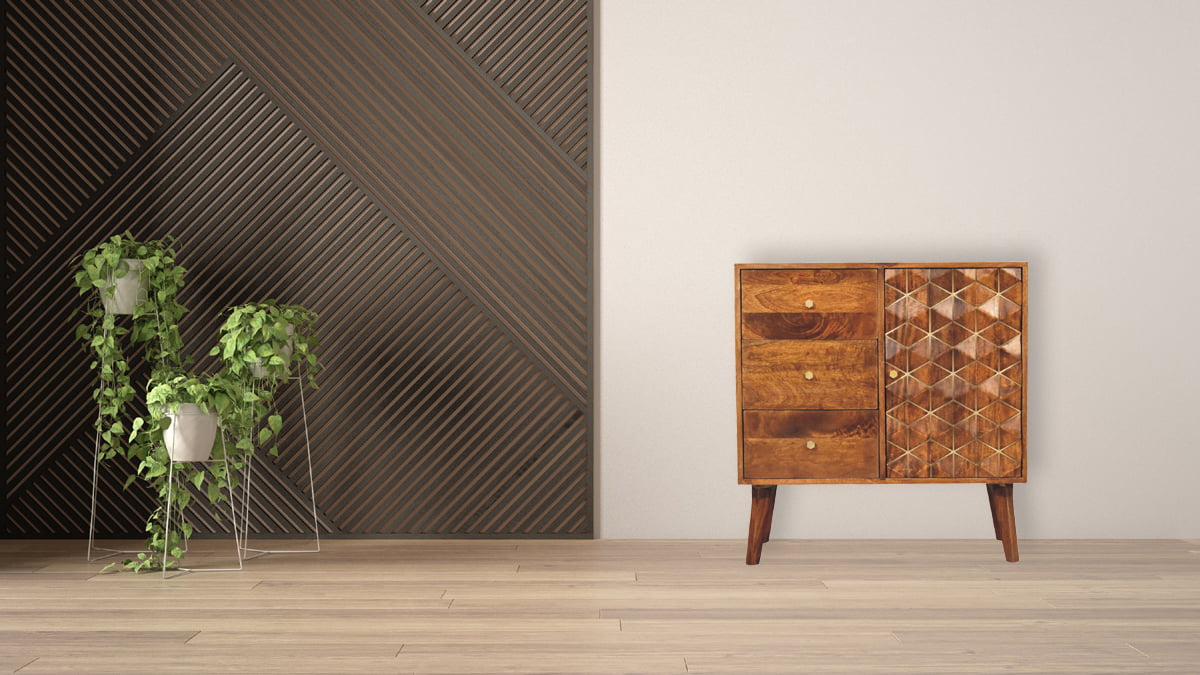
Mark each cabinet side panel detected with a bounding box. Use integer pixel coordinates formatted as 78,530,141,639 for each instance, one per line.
883,268,1024,479
736,267,746,481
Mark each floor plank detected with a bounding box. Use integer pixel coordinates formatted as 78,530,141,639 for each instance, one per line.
1,539,1197,674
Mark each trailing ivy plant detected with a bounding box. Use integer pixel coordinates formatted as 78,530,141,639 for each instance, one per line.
73,233,188,462
210,301,321,459
116,371,242,572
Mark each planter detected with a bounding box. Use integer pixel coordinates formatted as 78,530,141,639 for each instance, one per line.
162,403,218,462
251,325,295,379
101,258,147,315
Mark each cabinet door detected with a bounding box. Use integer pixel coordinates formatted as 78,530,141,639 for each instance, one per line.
883,267,1025,479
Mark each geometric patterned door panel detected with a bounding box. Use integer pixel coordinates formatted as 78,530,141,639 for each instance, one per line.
883,267,1025,479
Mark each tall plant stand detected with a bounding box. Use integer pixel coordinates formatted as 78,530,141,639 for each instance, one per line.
86,319,186,562
239,374,320,559
162,430,243,579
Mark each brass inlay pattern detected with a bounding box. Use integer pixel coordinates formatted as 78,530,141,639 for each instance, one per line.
883,268,1023,478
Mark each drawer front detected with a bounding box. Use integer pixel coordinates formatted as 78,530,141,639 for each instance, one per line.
741,340,878,409
741,269,878,339
743,410,878,479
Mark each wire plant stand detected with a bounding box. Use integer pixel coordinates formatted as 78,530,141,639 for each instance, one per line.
86,302,189,561
161,426,243,579
239,372,320,560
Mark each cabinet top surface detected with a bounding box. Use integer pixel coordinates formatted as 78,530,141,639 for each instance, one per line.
736,262,1028,271
734,260,1027,267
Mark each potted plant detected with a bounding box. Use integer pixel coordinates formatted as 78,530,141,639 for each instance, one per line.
117,370,243,572
73,233,188,463
212,301,320,384
211,301,321,458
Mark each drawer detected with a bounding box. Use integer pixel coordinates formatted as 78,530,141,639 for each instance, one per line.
741,340,877,409
742,410,878,479
741,268,878,339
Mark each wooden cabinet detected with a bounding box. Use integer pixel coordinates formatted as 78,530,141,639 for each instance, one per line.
737,263,1027,564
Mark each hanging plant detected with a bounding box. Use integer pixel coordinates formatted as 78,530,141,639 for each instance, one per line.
73,233,188,463
118,371,242,572
210,301,321,458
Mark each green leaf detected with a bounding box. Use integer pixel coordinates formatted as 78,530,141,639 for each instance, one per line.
258,427,273,445
268,414,282,434
191,471,205,491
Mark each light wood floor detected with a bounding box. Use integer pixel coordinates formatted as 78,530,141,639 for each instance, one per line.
1,538,1197,674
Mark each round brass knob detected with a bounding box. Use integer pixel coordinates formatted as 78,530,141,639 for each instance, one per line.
889,369,899,379
804,370,814,380
806,440,816,450
804,299,815,309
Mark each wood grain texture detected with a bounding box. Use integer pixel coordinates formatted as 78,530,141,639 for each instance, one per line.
741,340,878,410
735,264,1028,566
740,269,879,314
745,486,776,565
742,410,878,479
415,0,590,170
2,538,1197,673
741,268,878,339
884,266,1026,480
987,483,1019,562
2,0,593,537
742,312,878,340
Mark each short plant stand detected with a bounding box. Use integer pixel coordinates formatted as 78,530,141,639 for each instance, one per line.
162,431,243,579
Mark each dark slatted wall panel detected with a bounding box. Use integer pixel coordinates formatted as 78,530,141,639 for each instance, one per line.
414,0,591,170
2,1,592,538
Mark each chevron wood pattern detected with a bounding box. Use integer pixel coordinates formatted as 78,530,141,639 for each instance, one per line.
414,0,590,170
3,1,592,538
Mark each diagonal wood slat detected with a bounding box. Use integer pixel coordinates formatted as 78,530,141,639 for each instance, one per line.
182,0,590,406
2,0,223,271
3,1,592,538
413,0,591,171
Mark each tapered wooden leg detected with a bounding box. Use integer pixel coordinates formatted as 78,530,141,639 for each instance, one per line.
761,485,777,543
746,485,778,565
986,482,1003,540
986,483,1019,562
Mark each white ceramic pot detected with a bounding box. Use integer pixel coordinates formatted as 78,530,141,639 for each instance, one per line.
101,258,147,315
163,403,218,462
251,325,295,379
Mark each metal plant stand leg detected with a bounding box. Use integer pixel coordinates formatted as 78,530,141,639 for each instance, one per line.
86,324,141,562
241,375,320,558
162,431,243,579
86,309,189,561
87,424,145,561
88,427,190,561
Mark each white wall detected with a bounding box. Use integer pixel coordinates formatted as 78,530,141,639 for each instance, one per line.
597,0,1200,539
